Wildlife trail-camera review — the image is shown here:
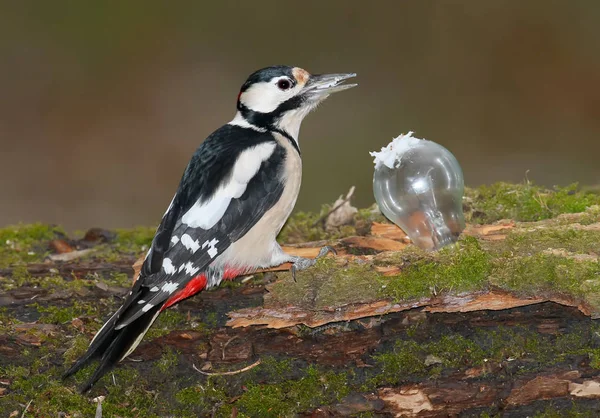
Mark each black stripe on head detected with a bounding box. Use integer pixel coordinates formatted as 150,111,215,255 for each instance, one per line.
239,65,296,93
238,94,305,127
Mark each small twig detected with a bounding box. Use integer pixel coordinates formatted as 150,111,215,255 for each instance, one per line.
193,359,261,376
222,336,239,360
311,186,356,228
21,400,33,418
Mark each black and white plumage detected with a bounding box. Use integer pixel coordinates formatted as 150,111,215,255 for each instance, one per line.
63,65,357,391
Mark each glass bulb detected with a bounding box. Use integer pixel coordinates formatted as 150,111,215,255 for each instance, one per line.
370,132,465,251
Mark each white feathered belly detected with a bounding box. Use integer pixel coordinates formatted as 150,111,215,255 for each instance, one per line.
215,133,301,269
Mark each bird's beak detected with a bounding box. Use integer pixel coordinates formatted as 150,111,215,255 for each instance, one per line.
303,73,357,97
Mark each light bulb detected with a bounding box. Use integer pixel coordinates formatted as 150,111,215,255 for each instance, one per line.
370,132,465,251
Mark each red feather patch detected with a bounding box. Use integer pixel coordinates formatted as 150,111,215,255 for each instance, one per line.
161,268,244,311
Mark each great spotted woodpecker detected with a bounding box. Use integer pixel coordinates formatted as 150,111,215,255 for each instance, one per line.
64,65,357,391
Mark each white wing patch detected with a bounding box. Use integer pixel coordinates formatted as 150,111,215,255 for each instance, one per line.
202,238,219,258
181,234,200,253
181,142,277,229
178,262,200,276
142,303,154,313
162,258,176,274
171,236,180,245
161,281,179,294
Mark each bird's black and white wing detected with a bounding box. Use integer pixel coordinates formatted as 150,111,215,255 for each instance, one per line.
117,125,287,325
64,124,288,390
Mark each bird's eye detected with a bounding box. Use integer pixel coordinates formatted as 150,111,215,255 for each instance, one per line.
277,79,291,90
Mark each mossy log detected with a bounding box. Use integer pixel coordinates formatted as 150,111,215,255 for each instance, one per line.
2,183,600,417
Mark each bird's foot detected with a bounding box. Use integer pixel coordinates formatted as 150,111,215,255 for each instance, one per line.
290,246,336,282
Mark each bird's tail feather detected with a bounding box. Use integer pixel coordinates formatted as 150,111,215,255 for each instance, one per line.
63,303,162,392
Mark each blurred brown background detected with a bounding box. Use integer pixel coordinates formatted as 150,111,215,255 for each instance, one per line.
1,1,599,231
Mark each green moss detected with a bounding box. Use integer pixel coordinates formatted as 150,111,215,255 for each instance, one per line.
501,227,600,257
269,257,381,310
175,386,208,407
588,348,600,369
237,366,349,418
354,413,377,418
465,182,600,224
204,311,219,328
572,205,600,225
267,237,493,314
491,253,600,298
430,334,486,367
370,340,426,386
0,223,64,268
315,263,381,309
61,334,91,364
355,204,387,224
104,272,133,288
381,236,491,301
533,403,595,418
278,203,372,244
1,270,97,292
145,308,203,339
252,356,294,382
278,207,330,244
1,365,95,416
370,334,486,386
174,377,231,416
156,347,179,374
35,301,98,324
0,308,13,333
114,226,156,252
479,413,501,418
368,324,597,388
475,324,592,368
101,367,162,416
90,225,155,262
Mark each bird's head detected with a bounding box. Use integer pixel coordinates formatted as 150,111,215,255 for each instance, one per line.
234,65,357,141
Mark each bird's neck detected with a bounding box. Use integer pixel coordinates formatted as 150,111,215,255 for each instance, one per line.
229,112,266,133
229,111,303,152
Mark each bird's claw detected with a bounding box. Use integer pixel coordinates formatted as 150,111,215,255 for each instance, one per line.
290,245,336,282
317,245,336,258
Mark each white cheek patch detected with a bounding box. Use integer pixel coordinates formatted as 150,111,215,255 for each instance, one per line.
181,142,277,229
240,78,302,113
